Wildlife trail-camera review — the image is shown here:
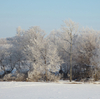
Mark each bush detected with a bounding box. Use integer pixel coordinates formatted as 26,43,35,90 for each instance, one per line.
27,71,60,82
3,74,15,81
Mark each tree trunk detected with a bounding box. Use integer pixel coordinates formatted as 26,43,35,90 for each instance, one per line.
70,34,72,82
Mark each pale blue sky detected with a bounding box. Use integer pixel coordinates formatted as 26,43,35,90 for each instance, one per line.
0,0,100,38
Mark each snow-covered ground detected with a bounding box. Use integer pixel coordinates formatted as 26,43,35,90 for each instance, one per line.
0,82,100,99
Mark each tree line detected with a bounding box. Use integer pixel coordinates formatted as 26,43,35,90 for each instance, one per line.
0,19,100,82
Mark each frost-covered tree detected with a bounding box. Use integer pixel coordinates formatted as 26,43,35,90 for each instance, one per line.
18,26,62,81
0,38,13,77
54,19,78,81
72,28,100,80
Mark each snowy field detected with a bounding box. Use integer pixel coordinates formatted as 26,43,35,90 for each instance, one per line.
0,82,100,99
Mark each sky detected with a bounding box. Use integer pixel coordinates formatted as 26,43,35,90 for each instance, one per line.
0,0,100,38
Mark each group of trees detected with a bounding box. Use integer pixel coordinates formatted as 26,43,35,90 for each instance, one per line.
0,19,100,82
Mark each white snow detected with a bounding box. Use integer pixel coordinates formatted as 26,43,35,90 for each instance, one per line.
0,82,100,99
